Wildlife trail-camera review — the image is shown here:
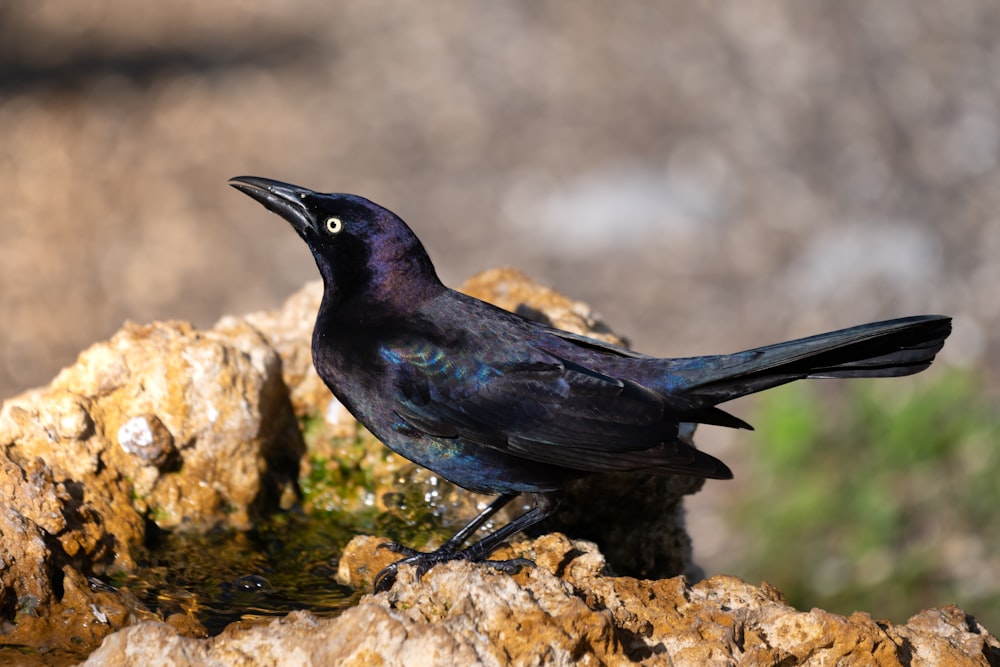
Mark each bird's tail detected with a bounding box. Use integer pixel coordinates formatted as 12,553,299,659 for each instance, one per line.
667,315,952,409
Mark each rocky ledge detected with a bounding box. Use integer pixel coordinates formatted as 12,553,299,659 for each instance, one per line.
0,270,996,665
84,533,998,666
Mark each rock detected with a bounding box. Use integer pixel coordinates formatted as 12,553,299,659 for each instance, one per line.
83,534,1000,666
552,471,705,579
0,319,303,654
461,267,626,346
240,281,335,428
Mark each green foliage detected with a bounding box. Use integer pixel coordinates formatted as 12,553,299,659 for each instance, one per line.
729,369,1000,631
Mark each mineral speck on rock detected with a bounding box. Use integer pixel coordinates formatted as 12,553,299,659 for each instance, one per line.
117,413,176,467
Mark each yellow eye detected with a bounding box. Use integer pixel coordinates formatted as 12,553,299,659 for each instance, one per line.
326,217,343,234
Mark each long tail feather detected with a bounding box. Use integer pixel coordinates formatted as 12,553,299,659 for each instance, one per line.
670,315,951,405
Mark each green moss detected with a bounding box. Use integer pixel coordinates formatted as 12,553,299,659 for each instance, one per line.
295,413,457,548
298,431,382,523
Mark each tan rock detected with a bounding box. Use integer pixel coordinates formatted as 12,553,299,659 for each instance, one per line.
0,319,303,653
240,281,337,428
83,534,1000,666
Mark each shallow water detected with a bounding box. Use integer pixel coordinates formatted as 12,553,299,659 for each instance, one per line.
117,512,364,635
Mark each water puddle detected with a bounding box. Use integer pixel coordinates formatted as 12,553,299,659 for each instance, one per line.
113,512,363,635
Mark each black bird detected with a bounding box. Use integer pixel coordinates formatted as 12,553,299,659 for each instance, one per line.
229,176,951,591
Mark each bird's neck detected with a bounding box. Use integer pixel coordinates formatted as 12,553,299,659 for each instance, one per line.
314,254,444,328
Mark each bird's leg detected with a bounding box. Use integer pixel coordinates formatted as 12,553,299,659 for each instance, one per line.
457,492,559,563
373,492,559,592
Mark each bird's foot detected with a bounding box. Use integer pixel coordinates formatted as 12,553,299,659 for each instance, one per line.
372,541,533,593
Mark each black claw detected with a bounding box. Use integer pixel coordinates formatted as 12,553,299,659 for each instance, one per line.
377,541,421,557
373,562,400,593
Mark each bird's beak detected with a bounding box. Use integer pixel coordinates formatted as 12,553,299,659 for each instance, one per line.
228,176,316,238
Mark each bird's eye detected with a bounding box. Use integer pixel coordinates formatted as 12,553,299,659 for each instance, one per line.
326,217,343,234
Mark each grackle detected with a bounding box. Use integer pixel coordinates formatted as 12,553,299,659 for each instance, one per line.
229,176,951,592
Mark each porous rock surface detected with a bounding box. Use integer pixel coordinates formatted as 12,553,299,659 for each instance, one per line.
83,533,1000,666
0,318,303,652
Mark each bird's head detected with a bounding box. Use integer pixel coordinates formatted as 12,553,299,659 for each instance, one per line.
229,176,441,310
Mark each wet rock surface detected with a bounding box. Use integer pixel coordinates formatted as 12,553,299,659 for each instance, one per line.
84,534,1000,666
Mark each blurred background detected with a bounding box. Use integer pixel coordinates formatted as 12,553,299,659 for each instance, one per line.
1,0,997,629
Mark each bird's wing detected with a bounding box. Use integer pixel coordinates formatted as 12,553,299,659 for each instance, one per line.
378,329,733,478
378,335,735,477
